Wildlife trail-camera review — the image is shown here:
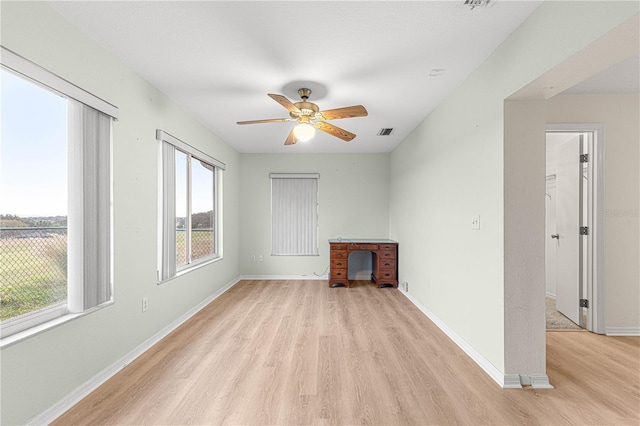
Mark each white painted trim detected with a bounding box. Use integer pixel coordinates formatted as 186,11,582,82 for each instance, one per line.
519,374,554,389
546,124,605,334
398,288,520,389
503,375,523,389
239,274,328,280
1,46,118,119
26,276,243,426
269,173,320,179
605,327,640,336
545,292,556,298
156,129,226,170
0,302,113,349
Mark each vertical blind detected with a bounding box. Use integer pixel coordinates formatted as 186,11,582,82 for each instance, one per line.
271,174,319,256
67,101,113,312
160,142,177,281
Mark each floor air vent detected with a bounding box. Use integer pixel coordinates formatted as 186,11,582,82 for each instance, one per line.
377,128,394,136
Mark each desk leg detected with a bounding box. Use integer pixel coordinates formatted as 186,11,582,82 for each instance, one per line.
329,279,349,288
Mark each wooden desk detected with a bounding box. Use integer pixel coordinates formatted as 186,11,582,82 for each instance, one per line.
329,239,398,288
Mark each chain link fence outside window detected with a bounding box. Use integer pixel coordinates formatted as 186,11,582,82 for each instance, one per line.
0,227,67,321
176,229,214,265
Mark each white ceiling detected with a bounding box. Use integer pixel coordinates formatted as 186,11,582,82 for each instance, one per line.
50,1,544,154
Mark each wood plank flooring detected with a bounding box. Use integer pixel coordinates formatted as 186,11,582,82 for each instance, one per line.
53,280,640,425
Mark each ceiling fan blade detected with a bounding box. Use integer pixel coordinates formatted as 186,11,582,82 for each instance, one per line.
319,105,368,121
284,128,298,145
268,94,301,114
315,121,356,142
236,118,293,125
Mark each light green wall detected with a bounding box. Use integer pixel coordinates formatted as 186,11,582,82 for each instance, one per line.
389,1,639,374
239,153,390,276
0,2,241,424
2,0,639,423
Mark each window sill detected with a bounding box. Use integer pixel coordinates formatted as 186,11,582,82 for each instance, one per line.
158,255,223,285
0,301,114,349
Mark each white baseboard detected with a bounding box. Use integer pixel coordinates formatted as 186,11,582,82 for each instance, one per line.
27,276,243,426
239,274,327,280
398,288,552,389
520,373,554,389
606,327,640,336
503,374,523,389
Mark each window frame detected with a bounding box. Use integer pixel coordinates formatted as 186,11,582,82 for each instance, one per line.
175,148,218,271
0,47,117,344
157,130,225,283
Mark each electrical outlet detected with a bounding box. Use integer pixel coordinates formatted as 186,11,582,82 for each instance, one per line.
402,282,409,292
258,254,263,262
142,297,149,312
250,255,256,262
471,215,480,230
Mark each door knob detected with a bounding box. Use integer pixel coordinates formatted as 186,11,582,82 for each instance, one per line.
551,234,559,239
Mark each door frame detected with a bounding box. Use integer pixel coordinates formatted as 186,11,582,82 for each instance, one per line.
546,123,605,334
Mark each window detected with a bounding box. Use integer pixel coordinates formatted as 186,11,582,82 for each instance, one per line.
158,130,224,281
270,173,319,256
0,47,117,340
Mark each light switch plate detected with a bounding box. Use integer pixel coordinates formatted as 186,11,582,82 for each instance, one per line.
471,215,480,230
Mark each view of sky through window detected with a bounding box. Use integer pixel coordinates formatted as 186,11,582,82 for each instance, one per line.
1,69,67,218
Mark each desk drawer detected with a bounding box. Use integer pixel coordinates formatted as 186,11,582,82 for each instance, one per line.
380,244,397,251
378,250,396,259
330,268,347,279
377,258,396,271
376,270,396,280
330,250,347,259
353,244,378,251
331,244,347,250
331,259,347,269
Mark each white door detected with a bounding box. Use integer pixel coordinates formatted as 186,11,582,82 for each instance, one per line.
555,135,582,325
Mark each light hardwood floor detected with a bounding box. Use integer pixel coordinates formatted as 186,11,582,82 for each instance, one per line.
53,280,640,425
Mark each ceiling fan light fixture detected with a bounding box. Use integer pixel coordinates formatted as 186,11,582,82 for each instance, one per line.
293,123,315,142
237,89,367,145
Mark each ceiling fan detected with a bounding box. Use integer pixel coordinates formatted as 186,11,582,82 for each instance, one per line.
237,88,368,145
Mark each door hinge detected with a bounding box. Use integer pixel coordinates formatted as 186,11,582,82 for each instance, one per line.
580,226,589,235
580,299,589,308
580,154,589,163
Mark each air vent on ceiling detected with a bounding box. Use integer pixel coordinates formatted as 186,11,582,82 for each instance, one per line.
461,0,493,10
378,128,394,136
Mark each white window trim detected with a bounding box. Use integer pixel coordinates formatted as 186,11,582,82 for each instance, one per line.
0,301,114,349
1,46,118,119
156,130,225,170
157,130,225,284
175,148,219,272
0,48,117,343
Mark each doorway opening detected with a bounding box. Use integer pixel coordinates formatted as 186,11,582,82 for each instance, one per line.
545,124,605,334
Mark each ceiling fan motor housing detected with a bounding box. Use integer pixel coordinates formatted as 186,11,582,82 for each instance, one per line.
290,101,319,119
